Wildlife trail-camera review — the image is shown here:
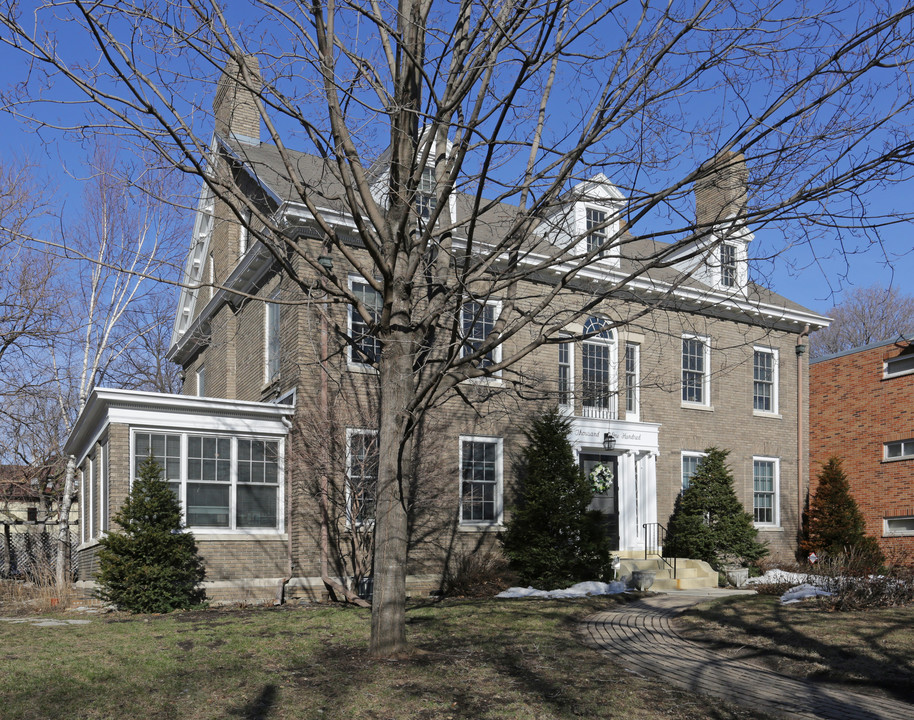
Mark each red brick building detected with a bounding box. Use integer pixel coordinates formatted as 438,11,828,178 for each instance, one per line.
809,337,914,561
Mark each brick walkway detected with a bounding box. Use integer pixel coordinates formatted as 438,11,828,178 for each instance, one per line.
580,594,913,720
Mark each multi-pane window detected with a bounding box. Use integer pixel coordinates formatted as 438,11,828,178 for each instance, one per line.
885,439,914,460
721,243,737,287
416,167,437,220
681,452,706,492
347,431,378,524
753,348,777,413
132,432,282,531
682,336,709,405
582,317,615,419
558,339,573,408
586,207,607,255
350,280,382,366
460,437,501,523
753,458,778,525
461,301,498,368
624,343,639,419
266,294,281,382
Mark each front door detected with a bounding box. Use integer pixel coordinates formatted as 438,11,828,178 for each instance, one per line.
579,453,619,551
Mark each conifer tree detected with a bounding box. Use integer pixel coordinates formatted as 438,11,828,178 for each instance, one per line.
500,408,612,588
96,456,206,612
801,456,884,565
664,448,767,569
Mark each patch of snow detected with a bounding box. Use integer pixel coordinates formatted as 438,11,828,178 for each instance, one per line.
747,569,814,586
496,580,627,599
779,583,833,605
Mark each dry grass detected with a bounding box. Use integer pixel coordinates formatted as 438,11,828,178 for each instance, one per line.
677,594,914,703
0,594,771,720
0,555,76,614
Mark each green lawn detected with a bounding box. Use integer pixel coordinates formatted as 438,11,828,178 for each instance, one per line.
1,595,768,720
677,594,914,703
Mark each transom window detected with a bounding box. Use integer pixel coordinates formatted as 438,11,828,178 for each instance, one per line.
586,207,608,255
753,458,779,526
460,437,502,524
347,430,378,525
133,431,282,531
682,335,709,405
349,279,382,366
885,439,914,460
753,348,778,413
721,243,737,287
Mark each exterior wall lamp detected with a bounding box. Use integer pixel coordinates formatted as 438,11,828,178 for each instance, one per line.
602,432,616,451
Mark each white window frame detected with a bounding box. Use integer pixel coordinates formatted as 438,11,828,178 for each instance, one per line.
884,439,914,461
100,442,109,534
347,275,382,370
265,292,281,384
130,429,285,534
458,435,503,527
558,337,574,412
461,299,503,374
79,465,87,544
681,334,711,407
585,206,608,257
345,428,378,527
416,167,437,221
720,242,737,288
752,346,779,416
752,456,780,528
884,353,914,379
581,320,617,420
884,515,914,536
624,342,640,421
681,451,706,493
87,454,96,541
196,365,206,397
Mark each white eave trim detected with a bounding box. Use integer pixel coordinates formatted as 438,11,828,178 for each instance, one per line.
64,388,295,466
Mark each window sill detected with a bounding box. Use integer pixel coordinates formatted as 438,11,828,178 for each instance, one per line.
883,368,914,381
461,375,503,387
681,402,713,412
192,530,287,540
458,523,504,533
883,532,914,537
754,524,783,532
882,456,913,464
752,411,782,420
346,361,379,374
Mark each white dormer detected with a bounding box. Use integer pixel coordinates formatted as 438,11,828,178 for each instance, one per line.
539,174,626,268
670,220,753,293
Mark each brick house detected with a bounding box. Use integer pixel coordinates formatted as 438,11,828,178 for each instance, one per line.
809,337,914,561
65,61,828,602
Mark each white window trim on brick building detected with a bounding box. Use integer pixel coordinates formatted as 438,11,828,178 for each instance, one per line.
558,336,574,412
458,435,503,528
346,428,378,527
752,456,780,528
884,353,914,379
681,334,711,408
884,439,914,461
884,515,914,536
624,342,640,421
681,451,706,492
347,275,382,371
752,346,779,416
461,299,503,375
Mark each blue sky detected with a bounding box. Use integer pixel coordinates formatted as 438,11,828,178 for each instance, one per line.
2,4,912,319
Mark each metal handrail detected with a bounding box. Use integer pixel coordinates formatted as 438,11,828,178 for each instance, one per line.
643,522,676,577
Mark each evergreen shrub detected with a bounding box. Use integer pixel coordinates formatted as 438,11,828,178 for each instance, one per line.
500,408,612,588
801,456,884,569
96,456,206,612
663,447,767,570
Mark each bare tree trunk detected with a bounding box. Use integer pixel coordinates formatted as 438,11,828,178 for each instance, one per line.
370,332,416,657
55,455,77,587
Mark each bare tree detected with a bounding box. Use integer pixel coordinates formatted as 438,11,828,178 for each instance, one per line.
3,1,914,654
809,284,914,357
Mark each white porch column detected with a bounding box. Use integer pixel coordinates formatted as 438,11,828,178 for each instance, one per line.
617,451,640,552
639,451,659,534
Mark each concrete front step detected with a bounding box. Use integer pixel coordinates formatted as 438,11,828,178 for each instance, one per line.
617,557,718,590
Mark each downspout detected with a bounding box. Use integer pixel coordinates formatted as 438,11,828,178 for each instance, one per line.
275,414,294,605
795,325,810,547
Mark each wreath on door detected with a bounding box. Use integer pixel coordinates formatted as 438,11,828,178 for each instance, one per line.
588,464,614,494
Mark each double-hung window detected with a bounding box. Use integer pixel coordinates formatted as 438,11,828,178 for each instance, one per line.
416,167,436,221
459,436,502,524
349,278,382,367
461,300,500,369
721,243,737,287
133,431,282,531
681,451,706,492
586,208,607,256
624,342,640,420
682,335,710,406
347,430,378,525
265,293,281,383
753,348,778,414
582,317,616,419
753,457,779,526
558,338,573,410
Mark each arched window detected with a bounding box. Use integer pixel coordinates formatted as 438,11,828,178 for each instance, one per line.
582,317,617,419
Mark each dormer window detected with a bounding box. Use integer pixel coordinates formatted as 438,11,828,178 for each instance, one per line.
416,167,437,220
721,243,737,287
586,208,607,256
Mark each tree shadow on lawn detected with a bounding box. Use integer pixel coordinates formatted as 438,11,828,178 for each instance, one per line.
228,684,278,720
677,596,914,704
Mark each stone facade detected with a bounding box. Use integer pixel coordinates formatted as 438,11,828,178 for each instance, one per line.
810,339,914,561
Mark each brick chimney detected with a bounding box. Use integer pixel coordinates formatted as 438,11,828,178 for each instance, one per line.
695,151,747,227
213,55,261,145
